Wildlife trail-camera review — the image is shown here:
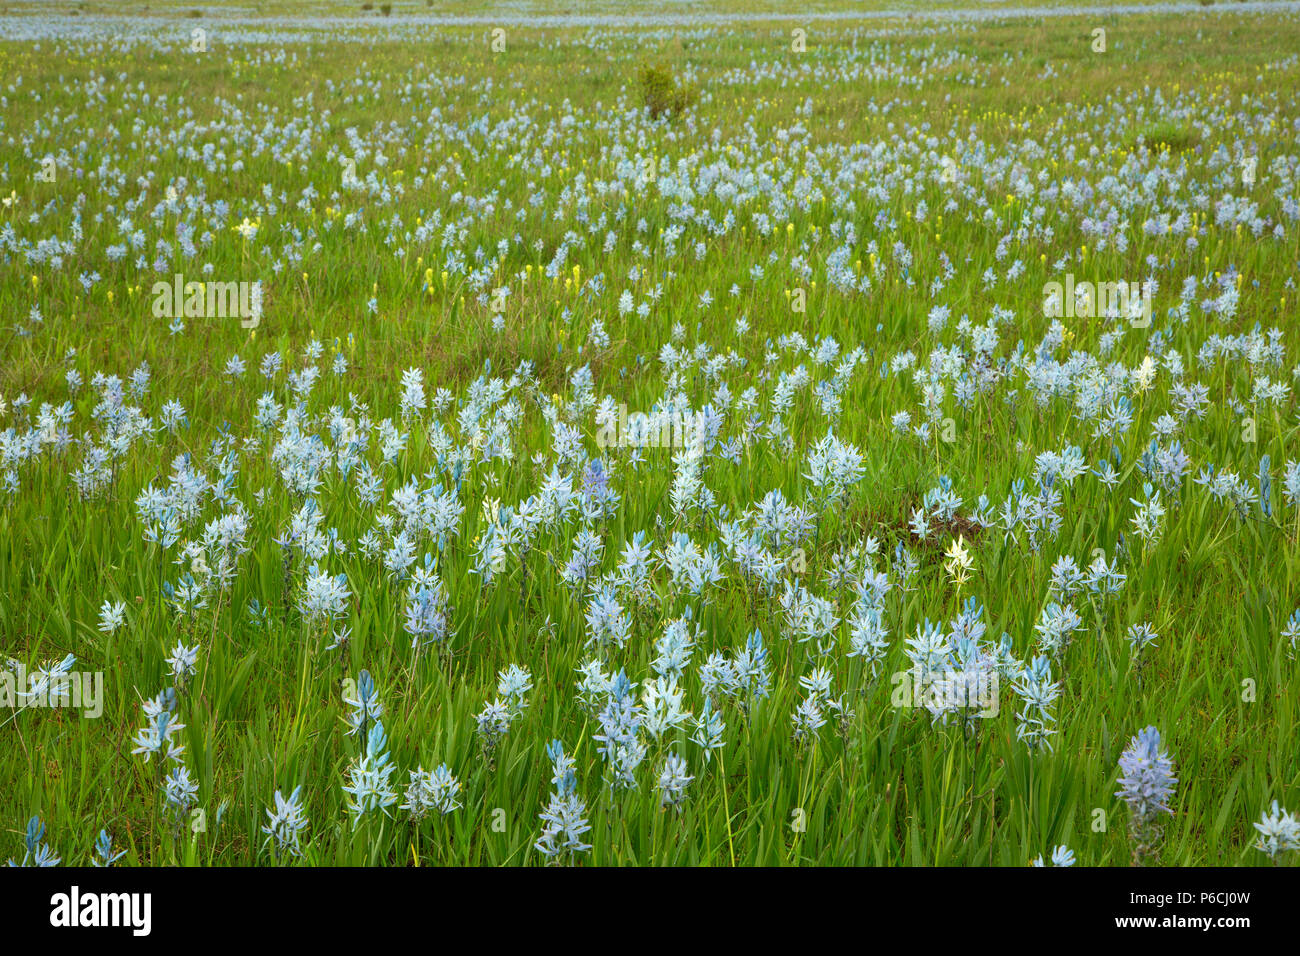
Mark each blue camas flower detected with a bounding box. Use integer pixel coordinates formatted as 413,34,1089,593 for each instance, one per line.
1117,726,1177,819
344,669,383,742
401,764,462,821
92,829,126,866
1030,845,1076,867
342,721,398,825
535,740,591,865
1116,725,1177,864
5,816,60,867
1253,801,1300,861
262,786,309,861
658,752,693,810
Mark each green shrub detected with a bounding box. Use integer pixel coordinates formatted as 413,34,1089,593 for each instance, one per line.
638,62,697,120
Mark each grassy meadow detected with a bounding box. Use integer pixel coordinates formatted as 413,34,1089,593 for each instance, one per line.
2,0,1300,866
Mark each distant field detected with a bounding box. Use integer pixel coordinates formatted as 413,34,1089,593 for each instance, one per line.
1,1,1299,866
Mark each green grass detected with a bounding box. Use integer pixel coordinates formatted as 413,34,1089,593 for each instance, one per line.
1124,120,1198,153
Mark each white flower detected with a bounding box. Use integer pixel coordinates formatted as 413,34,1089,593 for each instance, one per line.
166,641,200,682
98,600,127,634
1133,355,1157,392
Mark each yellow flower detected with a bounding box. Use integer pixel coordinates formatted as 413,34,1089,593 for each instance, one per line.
943,535,974,585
